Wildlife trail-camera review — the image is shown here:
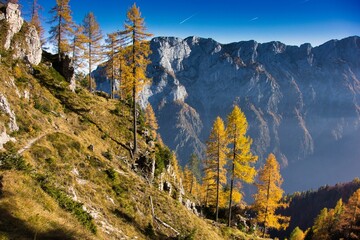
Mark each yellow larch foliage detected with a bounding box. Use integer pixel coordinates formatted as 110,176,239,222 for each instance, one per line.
340,188,360,238
253,153,290,237
205,116,228,222
49,0,74,57
119,3,153,155
145,103,158,140
226,105,258,226
82,12,103,92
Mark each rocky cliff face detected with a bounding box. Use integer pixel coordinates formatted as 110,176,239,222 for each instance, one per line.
140,36,360,192
0,2,42,65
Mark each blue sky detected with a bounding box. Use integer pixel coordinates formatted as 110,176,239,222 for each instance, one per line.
19,0,360,46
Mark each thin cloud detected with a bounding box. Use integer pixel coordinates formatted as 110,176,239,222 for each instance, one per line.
249,17,259,22
179,13,197,25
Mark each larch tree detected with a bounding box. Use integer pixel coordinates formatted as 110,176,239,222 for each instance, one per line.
82,12,103,92
289,227,305,240
30,0,45,46
48,0,74,60
253,153,289,237
184,153,201,195
120,3,152,156
340,188,360,238
226,105,258,226
312,208,331,240
104,32,124,99
71,24,86,72
144,103,158,140
206,116,228,222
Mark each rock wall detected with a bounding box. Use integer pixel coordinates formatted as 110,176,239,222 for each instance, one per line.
1,3,42,65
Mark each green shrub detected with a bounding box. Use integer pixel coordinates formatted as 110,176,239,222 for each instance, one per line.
154,144,172,176
37,176,97,234
104,168,117,181
0,151,31,171
101,150,113,161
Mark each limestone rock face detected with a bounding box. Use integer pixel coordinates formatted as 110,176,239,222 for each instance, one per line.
0,93,18,150
1,3,42,65
4,2,23,50
12,25,42,65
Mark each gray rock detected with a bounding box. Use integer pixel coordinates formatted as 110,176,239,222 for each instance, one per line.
4,3,23,50
0,93,19,132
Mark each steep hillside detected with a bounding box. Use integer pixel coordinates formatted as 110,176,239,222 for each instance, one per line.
135,36,360,193
0,4,264,239
0,52,263,240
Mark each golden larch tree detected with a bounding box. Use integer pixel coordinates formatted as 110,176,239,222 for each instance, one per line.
289,227,305,240
48,0,74,59
226,105,258,226
30,0,45,46
340,188,360,238
82,12,103,92
206,116,228,222
144,103,158,140
253,153,289,237
120,3,153,155
104,32,125,99
70,24,86,72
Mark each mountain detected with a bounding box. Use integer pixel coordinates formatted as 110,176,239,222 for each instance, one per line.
132,35,360,194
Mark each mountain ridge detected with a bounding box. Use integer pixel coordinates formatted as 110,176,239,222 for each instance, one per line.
139,35,360,193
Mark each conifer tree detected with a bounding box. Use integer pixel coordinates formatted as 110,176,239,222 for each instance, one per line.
312,208,331,240
30,0,45,46
289,227,305,240
49,0,74,59
104,32,125,99
144,103,158,139
82,12,103,92
120,3,153,155
206,117,228,222
340,188,360,238
253,153,289,237
226,105,258,226
71,25,86,71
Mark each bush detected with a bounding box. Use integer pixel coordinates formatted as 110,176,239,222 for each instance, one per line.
0,151,31,171
37,176,97,234
104,168,117,181
154,144,172,176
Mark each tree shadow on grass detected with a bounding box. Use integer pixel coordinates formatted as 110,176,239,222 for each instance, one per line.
0,207,78,240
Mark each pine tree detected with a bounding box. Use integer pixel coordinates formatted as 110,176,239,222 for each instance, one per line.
340,188,360,239
253,153,289,237
104,32,125,99
290,227,305,240
70,24,86,72
120,3,152,155
82,12,103,92
48,0,74,59
30,0,45,46
183,165,194,193
144,103,158,139
312,208,331,240
226,105,258,226
206,117,228,222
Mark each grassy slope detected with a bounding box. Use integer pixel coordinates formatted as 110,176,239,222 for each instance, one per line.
0,57,261,239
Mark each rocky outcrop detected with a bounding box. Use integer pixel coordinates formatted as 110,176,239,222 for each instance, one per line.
0,93,19,132
0,93,18,149
1,3,42,65
3,2,23,50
